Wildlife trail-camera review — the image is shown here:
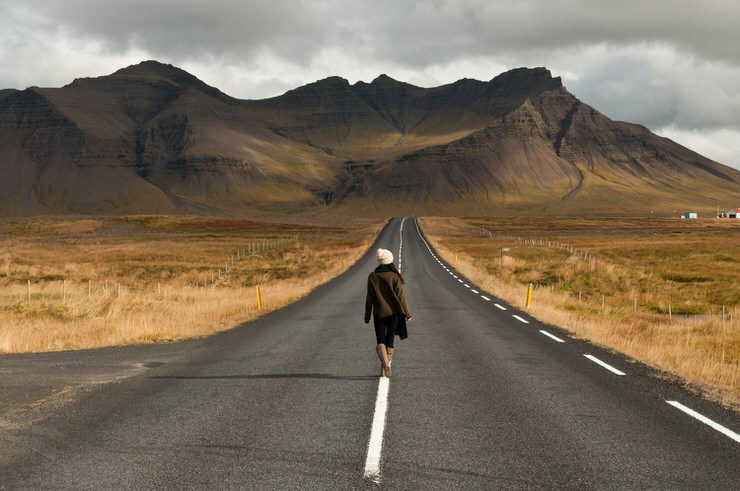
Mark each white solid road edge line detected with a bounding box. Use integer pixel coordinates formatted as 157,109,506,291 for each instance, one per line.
494,303,507,310
666,400,740,443
584,354,626,376
539,330,565,343
512,315,530,324
363,377,391,481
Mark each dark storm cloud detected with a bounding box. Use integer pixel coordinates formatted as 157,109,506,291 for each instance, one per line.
1,0,739,166
8,0,328,63
564,49,740,131
9,0,740,68
352,0,740,67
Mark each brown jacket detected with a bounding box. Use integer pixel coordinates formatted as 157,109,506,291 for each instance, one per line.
365,268,411,323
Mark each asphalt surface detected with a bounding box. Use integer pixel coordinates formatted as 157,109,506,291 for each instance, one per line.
0,217,738,489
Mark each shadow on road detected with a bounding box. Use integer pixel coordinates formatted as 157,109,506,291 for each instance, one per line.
150,373,377,381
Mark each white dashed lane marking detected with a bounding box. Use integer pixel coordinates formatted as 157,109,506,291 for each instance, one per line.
584,355,626,376
413,218,740,448
666,400,740,443
414,222,740,448
539,330,565,343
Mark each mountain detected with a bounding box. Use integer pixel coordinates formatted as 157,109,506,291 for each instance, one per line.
0,61,737,216
244,68,562,162
0,61,341,215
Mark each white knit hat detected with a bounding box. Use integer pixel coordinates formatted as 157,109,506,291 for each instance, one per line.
376,248,394,265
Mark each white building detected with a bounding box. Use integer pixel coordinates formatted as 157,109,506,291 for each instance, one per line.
718,208,740,218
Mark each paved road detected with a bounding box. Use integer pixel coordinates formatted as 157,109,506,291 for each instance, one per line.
0,217,738,488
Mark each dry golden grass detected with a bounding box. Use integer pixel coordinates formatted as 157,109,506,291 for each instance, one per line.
0,216,382,353
420,216,740,409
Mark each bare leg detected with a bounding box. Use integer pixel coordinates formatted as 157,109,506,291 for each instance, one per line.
386,347,394,366
376,344,390,377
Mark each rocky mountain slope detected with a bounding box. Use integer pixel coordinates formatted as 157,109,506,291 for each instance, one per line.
0,61,737,216
0,62,341,215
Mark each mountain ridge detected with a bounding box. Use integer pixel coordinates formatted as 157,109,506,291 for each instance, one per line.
0,60,737,217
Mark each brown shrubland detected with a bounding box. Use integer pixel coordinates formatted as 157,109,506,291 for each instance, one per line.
3,214,736,408
0,216,381,353
420,216,739,409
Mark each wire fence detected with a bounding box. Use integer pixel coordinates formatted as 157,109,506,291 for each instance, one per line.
8,235,301,306
201,235,299,288
471,226,735,325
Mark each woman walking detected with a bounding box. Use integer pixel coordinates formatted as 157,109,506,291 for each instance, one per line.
364,248,412,378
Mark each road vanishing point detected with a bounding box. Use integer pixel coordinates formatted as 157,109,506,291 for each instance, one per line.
0,218,738,488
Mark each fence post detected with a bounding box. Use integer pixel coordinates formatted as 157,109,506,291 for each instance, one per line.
62,279,66,303
669,304,672,319
526,283,533,309
633,298,637,314
256,285,263,311
27,279,31,302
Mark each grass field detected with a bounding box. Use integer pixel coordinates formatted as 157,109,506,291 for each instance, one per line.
420,217,739,409
0,216,381,353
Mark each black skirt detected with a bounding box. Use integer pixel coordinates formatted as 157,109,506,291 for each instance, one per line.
373,314,408,347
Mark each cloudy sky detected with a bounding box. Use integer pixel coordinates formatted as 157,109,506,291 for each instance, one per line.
2,0,739,169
